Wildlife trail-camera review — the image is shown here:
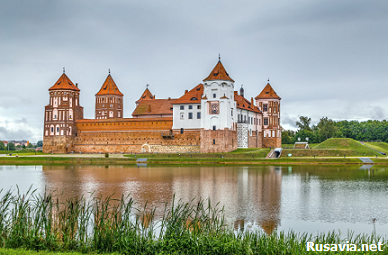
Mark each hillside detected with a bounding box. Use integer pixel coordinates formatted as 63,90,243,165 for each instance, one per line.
364,142,388,155
282,138,382,157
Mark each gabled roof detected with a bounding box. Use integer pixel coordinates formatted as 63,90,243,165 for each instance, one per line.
203,61,234,82
255,83,281,100
132,98,177,117
136,88,154,104
234,91,261,113
96,74,123,96
49,73,80,91
173,84,203,104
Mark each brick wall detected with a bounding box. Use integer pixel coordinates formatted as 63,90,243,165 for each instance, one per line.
72,118,202,153
248,131,262,148
262,137,281,149
200,129,238,153
43,136,74,153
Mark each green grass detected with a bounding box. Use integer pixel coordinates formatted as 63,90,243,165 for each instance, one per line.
283,138,382,158
0,189,386,254
365,142,388,154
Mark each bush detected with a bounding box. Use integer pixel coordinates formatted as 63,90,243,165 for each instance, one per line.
105,152,109,158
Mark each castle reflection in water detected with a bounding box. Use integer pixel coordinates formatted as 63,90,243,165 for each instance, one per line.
41,165,282,234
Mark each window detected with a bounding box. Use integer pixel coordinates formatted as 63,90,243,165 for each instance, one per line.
197,112,201,119
264,117,269,125
180,113,184,120
110,104,113,108
263,104,268,112
51,127,54,133
197,105,201,109
213,125,216,131
190,97,197,101
251,117,253,124
180,105,184,110
188,105,193,109
57,127,59,133
213,93,216,98
188,112,193,119
180,128,184,134
231,110,233,116
213,139,216,145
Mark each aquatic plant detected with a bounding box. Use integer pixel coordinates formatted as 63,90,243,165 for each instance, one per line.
0,188,386,254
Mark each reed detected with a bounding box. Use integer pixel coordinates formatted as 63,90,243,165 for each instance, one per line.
0,189,386,254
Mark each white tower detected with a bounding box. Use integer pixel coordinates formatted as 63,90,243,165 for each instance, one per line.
201,59,236,131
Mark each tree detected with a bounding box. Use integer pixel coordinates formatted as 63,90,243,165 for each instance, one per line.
281,129,295,144
317,116,338,142
37,140,43,147
8,143,15,150
296,116,312,132
0,141,5,150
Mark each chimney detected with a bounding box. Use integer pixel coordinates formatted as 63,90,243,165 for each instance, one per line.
168,97,171,101
185,90,188,94
251,97,254,106
76,83,78,88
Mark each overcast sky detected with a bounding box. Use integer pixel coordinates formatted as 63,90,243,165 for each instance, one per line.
0,0,387,142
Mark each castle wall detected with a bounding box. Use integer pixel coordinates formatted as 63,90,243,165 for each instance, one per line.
43,136,74,153
200,129,237,153
262,137,281,149
248,131,262,148
73,118,201,153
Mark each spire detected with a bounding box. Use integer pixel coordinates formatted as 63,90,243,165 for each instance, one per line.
203,59,234,82
255,83,281,100
49,72,80,91
218,53,221,62
95,74,123,96
240,84,244,98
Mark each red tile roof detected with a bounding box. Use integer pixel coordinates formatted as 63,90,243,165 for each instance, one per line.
49,73,80,91
203,61,235,82
136,88,154,104
235,91,261,113
96,74,123,96
255,83,281,100
173,84,203,104
132,98,176,117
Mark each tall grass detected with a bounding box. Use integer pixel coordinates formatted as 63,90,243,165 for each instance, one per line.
0,188,386,254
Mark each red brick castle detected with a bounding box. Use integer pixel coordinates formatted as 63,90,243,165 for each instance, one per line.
43,59,281,153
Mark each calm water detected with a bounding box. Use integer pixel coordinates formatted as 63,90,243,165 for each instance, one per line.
1,164,388,236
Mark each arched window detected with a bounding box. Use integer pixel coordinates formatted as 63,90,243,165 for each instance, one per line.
190,97,197,101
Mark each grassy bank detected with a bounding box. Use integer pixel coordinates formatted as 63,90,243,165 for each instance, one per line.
0,189,385,254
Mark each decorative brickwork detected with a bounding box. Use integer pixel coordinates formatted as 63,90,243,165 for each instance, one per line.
43,136,74,153
237,123,248,148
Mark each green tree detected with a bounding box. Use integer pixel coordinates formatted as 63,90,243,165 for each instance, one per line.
0,141,5,150
8,143,15,150
37,140,43,147
295,116,312,132
317,116,338,142
281,129,295,144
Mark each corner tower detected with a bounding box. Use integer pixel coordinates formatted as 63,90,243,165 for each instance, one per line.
95,73,123,119
43,70,84,153
255,82,281,148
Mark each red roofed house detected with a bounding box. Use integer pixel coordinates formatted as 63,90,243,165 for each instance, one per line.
43,59,281,153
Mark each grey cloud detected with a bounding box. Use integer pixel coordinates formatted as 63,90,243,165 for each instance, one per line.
0,126,33,141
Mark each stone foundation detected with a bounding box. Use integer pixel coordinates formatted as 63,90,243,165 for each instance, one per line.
200,129,237,153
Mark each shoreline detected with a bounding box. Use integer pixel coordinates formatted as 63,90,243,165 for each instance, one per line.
0,154,387,165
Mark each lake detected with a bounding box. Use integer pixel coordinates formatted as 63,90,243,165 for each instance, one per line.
1,164,387,236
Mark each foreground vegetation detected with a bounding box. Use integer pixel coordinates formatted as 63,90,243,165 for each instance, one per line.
0,189,386,254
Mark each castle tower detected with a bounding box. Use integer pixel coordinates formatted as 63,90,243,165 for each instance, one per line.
43,71,84,153
255,82,281,148
199,58,238,152
95,73,123,119
201,59,236,131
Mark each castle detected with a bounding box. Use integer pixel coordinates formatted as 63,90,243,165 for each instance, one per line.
43,59,281,154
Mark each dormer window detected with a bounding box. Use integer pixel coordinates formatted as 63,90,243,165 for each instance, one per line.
190,97,197,101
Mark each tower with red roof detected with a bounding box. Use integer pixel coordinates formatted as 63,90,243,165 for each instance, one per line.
43,70,84,153
95,73,124,119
